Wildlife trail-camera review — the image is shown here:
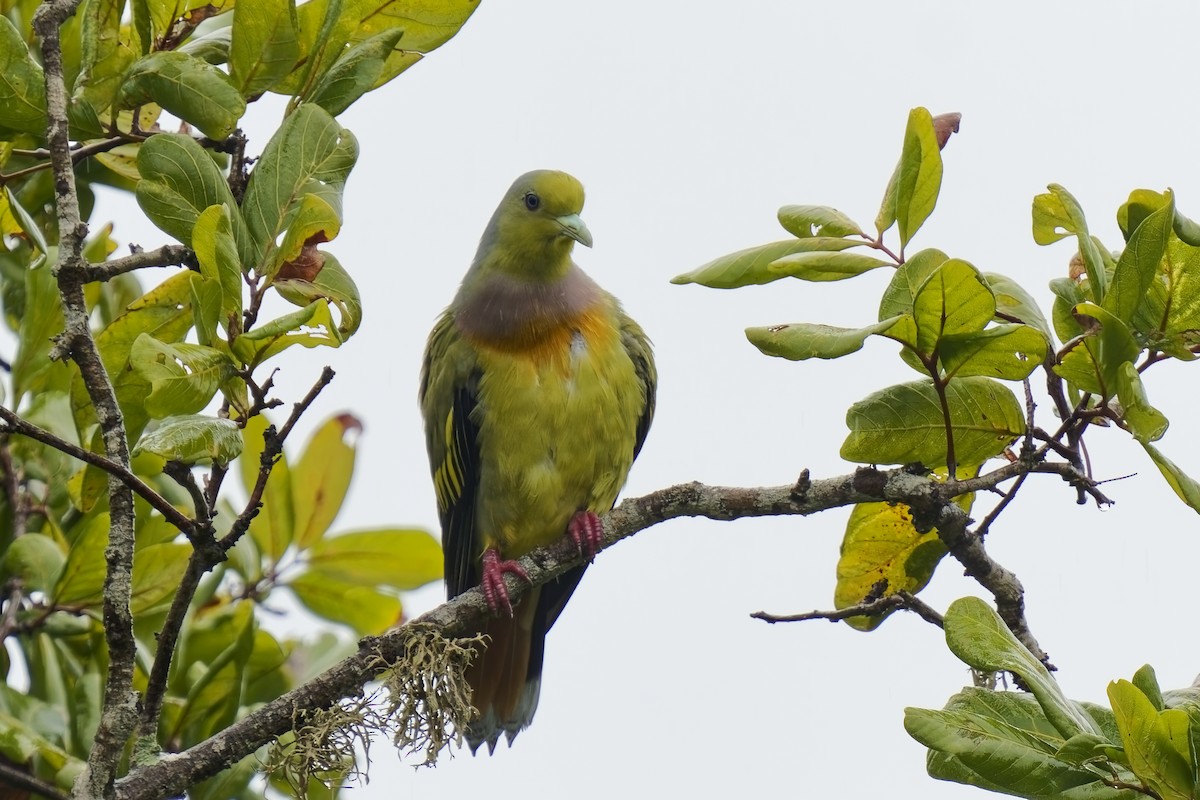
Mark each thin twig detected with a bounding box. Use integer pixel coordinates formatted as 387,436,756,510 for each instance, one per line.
132,553,208,759
0,136,128,187
87,244,195,282
0,406,196,537
0,757,70,800
220,367,335,551
162,461,212,529
974,472,1028,540
751,590,944,627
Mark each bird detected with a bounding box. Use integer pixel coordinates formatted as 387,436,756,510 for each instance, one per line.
419,170,656,754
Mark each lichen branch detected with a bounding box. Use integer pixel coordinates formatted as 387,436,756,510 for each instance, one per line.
114,458,1101,800
34,1,139,795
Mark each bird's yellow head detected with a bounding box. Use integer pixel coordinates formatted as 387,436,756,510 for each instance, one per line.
474,170,593,281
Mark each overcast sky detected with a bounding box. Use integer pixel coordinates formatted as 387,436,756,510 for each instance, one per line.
94,1,1200,797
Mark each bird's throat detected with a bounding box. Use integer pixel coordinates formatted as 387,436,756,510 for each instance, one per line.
454,266,603,349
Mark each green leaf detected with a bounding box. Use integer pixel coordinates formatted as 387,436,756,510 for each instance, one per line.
1133,665,1166,712
284,0,354,96
0,534,66,593
877,248,949,321
129,334,235,418
189,273,223,348
240,414,294,562
119,51,246,139
0,709,82,788
273,253,362,338
983,272,1055,343
1054,344,1104,397
1141,442,1200,514
53,514,110,609
144,0,228,44
1108,680,1195,800
1069,302,1141,396
906,688,1134,800
289,571,400,635
74,0,135,115
68,670,102,760
132,415,243,465
745,316,906,361
241,104,353,270
1105,191,1173,324
13,259,68,403
191,204,245,327
1117,189,1166,240
350,0,480,54
1033,185,1108,301
1173,207,1200,247
939,324,1048,381
180,603,255,742
944,597,1100,739
1164,238,1200,337
308,27,404,116
131,541,190,614
232,299,342,366
894,107,943,249
69,273,196,511
305,528,442,589
833,501,949,631
1115,363,1168,443
912,259,995,355
670,237,862,289
229,0,299,97
841,377,1024,468
1032,188,1075,245
280,0,478,96
72,271,195,436
777,205,864,238
135,134,250,260
291,414,360,550
5,186,49,263
177,25,232,64
0,16,47,134
767,250,890,282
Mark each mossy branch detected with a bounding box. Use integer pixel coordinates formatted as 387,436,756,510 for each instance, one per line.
112,460,1104,800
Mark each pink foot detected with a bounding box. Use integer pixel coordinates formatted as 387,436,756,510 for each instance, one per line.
480,548,529,616
568,510,604,562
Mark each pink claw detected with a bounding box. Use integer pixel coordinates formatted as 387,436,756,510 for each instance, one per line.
568,510,604,562
480,548,530,616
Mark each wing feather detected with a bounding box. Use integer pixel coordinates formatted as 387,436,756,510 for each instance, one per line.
420,314,482,599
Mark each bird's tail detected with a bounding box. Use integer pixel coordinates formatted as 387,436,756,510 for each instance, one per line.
465,586,545,754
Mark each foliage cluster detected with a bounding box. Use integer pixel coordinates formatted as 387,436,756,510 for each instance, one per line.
676,107,1200,798
0,0,477,796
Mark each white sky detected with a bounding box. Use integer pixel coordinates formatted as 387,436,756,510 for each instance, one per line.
92,1,1200,797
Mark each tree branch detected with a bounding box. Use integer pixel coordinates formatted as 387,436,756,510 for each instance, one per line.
0,136,129,187
34,1,138,796
114,463,1088,800
87,244,195,282
0,757,70,800
0,406,196,537
751,590,945,628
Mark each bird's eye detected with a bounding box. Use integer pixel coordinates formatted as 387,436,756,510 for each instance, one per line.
523,192,540,211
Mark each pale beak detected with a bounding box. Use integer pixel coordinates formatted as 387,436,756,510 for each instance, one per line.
556,214,593,248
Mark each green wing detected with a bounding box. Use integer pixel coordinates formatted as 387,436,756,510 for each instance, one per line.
419,314,482,599
620,310,657,460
